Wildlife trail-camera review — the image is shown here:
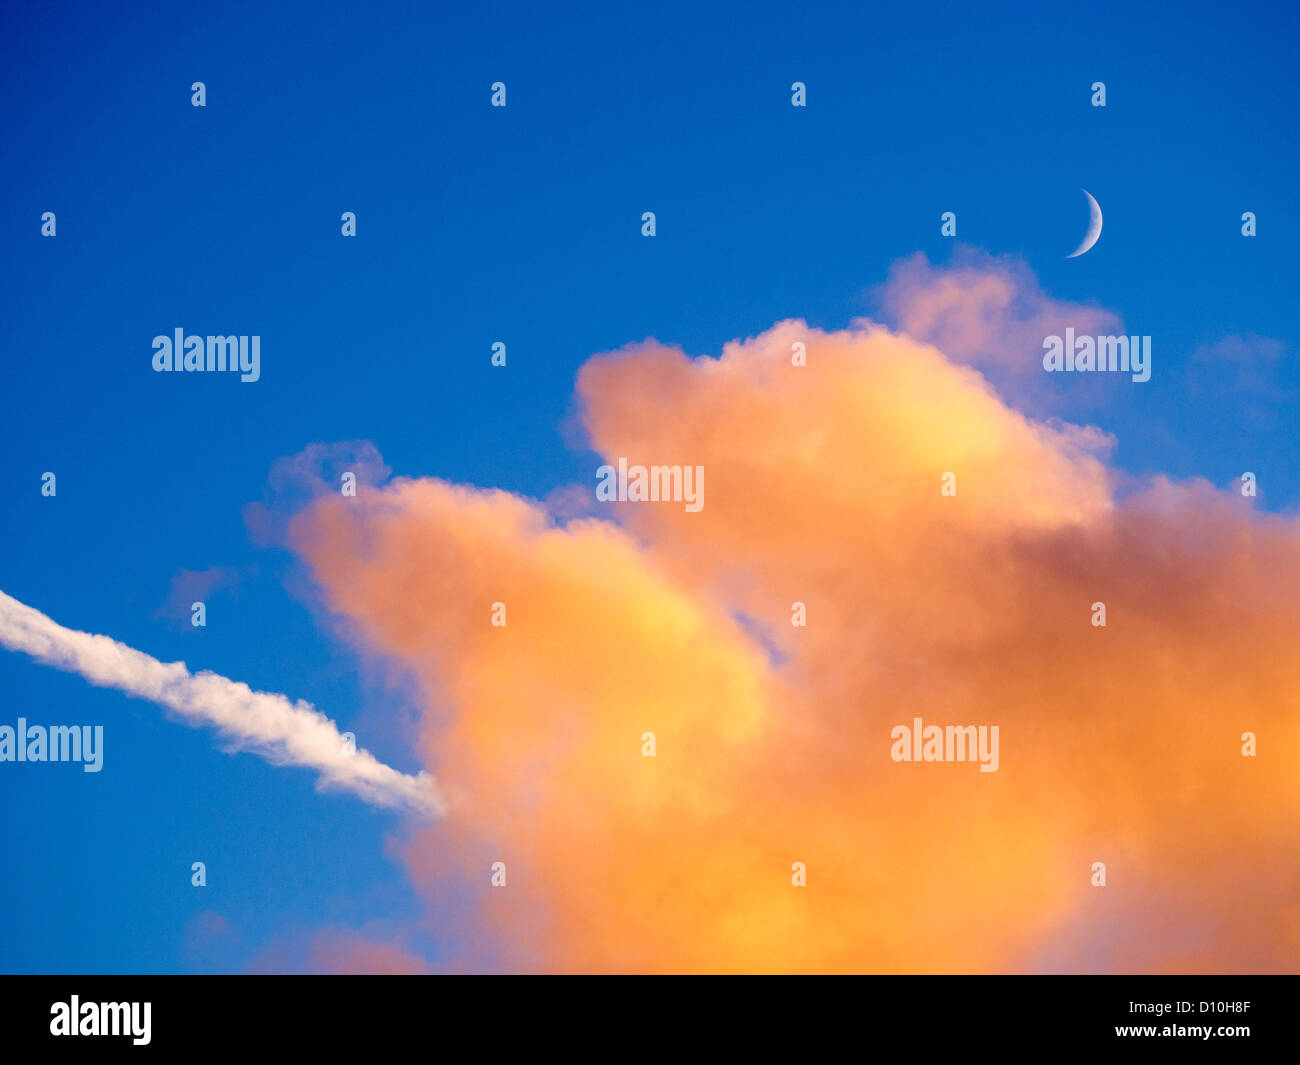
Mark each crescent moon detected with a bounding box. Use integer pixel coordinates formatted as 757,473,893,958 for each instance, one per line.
1066,188,1103,258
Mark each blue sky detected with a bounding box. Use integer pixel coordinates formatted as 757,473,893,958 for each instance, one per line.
1,0,1296,972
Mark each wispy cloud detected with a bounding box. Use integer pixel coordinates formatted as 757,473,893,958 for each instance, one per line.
0,589,442,817
154,566,244,629
875,247,1122,374
1189,332,1292,394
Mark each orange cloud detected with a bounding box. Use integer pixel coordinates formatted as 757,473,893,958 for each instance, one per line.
280,261,1300,973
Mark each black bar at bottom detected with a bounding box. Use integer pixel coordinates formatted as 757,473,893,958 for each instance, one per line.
0,975,1289,1054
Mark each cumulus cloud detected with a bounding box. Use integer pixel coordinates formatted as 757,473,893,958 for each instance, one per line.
280,255,1300,973
0,589,442,817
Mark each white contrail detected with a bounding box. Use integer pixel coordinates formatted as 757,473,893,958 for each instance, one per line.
0,589,443,817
